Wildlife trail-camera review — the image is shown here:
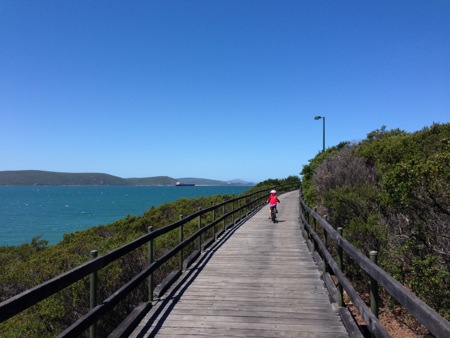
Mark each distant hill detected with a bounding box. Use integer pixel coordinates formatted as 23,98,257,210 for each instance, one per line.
125,176,177,186
0,170,254,186
0,170,127,186
176,177,233,186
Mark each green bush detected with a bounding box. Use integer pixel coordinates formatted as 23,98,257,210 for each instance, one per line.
300,123,450,322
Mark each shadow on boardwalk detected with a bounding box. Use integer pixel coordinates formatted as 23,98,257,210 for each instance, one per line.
130,190,350,338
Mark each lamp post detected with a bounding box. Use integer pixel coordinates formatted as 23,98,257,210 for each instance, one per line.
314,116,325,152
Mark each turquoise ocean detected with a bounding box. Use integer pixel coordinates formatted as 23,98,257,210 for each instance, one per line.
0,186,251,247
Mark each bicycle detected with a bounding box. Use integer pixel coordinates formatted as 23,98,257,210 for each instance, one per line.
270,205,277,223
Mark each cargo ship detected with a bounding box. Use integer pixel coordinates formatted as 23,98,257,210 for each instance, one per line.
175,181,195,186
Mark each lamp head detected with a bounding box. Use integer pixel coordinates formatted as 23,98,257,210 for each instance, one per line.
314,116,322,120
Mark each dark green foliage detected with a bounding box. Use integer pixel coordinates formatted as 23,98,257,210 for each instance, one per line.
300,123,450,322
253,175,300,190
300,142,350,205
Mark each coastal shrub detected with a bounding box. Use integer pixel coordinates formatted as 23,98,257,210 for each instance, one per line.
299,141,349,206
300,123,450,324
253,175,300,190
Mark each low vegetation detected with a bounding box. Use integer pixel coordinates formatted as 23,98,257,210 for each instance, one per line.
300,123,450,333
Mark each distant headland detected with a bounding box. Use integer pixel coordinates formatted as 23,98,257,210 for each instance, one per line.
0,170,255,186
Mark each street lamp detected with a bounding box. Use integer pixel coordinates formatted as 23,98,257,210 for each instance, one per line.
314,116,325,152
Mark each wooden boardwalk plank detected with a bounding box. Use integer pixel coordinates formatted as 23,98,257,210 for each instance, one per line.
130,190,349,337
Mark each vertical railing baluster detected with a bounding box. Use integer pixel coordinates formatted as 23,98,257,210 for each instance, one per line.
323,234,329,274
323,215,330,274
313,208,317,252
213,208,216,239
179,215,183,270
222,204,225,233
148,226,153,303
337,227,344,307
306,212,312,241
299,200,304,232
238,199,241,221
231,196,235,226
370,251,379,318
90,250,98,338
197,208,201,251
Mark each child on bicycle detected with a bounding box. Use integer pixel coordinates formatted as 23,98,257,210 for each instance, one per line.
267,190,280,218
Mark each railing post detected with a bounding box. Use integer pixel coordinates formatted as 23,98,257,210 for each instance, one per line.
370,251,379,318
322,215,330,272
148,226,153,303
179,215,184,270
89,250,98,338
337,227,344,307
238,199,241,221
222,204,226,232
306,212,312,241
313,208,317,252
323,216,330,274
299,200,304,231
231,196,235,226
322,230,329,273
197,208,201,251
213,208,216,239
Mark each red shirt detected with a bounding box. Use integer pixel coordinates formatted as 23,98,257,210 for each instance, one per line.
268,195,279,205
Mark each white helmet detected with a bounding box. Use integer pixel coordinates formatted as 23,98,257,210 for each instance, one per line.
270,190,277,194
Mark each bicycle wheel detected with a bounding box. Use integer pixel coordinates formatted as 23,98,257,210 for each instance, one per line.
271,207,276,223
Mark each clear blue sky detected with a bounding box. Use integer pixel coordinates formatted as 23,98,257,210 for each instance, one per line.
1,1,449,183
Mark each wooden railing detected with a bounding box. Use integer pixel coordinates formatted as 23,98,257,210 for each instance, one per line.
0,185,297,337
299,194,450,338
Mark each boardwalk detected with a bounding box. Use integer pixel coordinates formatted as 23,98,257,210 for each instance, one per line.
131,190,349,337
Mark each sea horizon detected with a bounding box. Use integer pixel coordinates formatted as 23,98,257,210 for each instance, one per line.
0,185,251,247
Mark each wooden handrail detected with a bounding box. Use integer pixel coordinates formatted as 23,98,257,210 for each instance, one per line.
299,196,450,338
